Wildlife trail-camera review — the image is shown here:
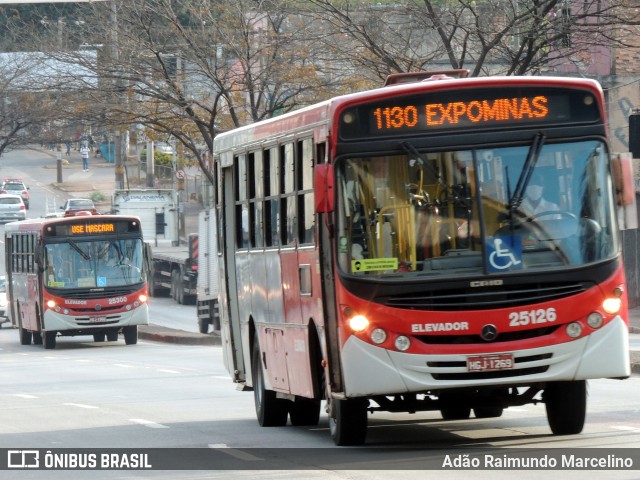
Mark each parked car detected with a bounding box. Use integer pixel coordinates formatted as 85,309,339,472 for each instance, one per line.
0,194,27,222
60,198,99,217
0,178,29,209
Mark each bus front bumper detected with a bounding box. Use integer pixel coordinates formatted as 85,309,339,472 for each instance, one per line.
340,316,630,397
42,304,149,333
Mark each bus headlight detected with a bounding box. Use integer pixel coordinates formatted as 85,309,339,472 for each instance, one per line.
348,315,369,332
587,312,604,329
370,328,387,344
139,294,148,303
602,297,621,315
395,335,411,351
46,299,56,309
566,322,583,338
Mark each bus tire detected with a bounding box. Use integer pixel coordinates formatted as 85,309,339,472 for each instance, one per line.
289,396,321,426
19,327,32,345
93,332,106,342
43,331,56,349
545,380,586,435
123,325,138,345
106,329,119,342
473,406,504,418
329,397,368,446
440,391,472,420
252,332,289,427
441,406,471,420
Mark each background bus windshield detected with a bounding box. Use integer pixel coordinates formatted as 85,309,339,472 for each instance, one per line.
336,140,618,277
45,239,144,289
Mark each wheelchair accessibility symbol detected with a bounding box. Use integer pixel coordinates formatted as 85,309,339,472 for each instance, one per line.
487,236,522,272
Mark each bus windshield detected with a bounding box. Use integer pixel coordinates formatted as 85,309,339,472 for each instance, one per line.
45,239,145,289
336,139,618,277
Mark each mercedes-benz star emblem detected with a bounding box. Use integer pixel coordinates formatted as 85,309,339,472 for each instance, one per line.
481,324,498,342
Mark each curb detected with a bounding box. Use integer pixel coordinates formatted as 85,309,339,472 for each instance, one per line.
138,325,221,346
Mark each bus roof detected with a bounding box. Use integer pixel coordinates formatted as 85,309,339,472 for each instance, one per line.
213,75,604,153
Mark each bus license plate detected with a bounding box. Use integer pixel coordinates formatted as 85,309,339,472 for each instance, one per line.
90,316,108,323
466,354,514,372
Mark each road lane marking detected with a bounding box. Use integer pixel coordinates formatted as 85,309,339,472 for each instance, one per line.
157,369,180,374
13,394,38,399
207,444,263,462
612,426,638,431
129,419,169,429
63,403,99,409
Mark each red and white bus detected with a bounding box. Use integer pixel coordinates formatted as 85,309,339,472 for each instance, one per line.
5,215,150,349
213,72,634,445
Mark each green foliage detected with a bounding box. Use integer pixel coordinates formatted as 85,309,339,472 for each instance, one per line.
140,150,173,168
89,191,106,202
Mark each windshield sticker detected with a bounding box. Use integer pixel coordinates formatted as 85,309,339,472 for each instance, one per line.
352,258,399,273
486,236,523,272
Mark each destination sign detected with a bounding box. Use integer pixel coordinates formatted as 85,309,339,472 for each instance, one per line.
339,87,600,139
46,220,140,237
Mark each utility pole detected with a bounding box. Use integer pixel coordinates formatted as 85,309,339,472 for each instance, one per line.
110,0,126,190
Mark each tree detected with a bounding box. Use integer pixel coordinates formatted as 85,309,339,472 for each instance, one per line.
42,0,350,185
308,0,640,79
0,52,76,158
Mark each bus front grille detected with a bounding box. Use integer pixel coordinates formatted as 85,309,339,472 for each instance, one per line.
379,282,586,311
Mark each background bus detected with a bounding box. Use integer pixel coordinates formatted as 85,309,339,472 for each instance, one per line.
213,72,634,445
5,215,150,349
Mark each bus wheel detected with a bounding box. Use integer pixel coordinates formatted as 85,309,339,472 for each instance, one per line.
43,331,57,350
328,397,368,446
252,332,289,427
123,326,138,345
440,405,472,420
440,391,471,420
473,406,504,418
106,330,119,342
545,380,586,435
93,333,106,342
19,327,32,345
290,396,321,426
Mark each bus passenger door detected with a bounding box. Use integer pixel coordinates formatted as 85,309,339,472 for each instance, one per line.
220,166,246,382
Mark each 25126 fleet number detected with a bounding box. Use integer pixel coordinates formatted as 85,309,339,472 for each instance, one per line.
508,307,557,327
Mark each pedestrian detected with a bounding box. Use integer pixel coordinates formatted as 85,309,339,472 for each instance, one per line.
65,142,71,157
80,143,90,172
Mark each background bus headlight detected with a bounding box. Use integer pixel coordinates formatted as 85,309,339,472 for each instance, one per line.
395,335,410,351
587,312,604,329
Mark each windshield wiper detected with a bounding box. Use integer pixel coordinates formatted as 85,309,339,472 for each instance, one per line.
66,239,90,260
508,132,546,210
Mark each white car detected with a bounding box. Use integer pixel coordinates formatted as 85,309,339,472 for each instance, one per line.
0,194,27,223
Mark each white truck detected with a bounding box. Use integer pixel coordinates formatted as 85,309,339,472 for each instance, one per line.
196,207,219,333
111,189,198,305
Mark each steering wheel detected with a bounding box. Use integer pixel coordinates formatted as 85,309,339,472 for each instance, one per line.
527,210,577,222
